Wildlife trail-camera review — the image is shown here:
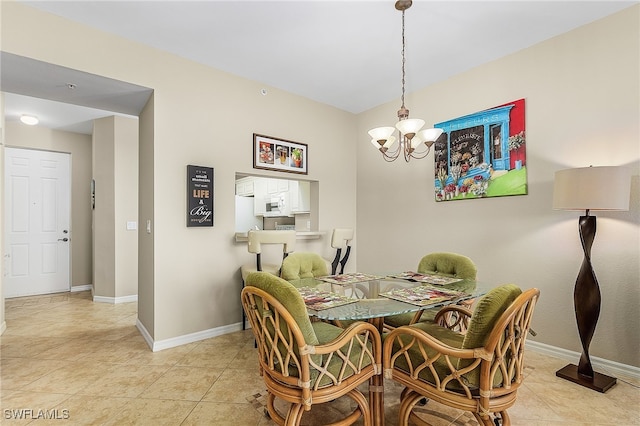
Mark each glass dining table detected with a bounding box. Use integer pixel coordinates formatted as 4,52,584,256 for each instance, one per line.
288,274,487,329
287,273,490,426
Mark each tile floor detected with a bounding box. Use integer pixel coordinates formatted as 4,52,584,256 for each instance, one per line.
1,291,638,425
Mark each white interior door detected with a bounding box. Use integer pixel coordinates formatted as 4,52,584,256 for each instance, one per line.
4,147,71,298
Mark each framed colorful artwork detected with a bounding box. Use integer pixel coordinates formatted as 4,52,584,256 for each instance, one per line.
253,133,308,175
433,98,527,202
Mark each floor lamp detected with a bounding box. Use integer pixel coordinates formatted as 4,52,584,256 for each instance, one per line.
552,165,630,393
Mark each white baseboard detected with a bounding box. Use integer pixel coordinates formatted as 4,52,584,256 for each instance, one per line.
129,321,640,379
71,284,93,292
136,320,244,352
0,321,6,335
93,294,138,304
527,340,640,380
136,319,154,351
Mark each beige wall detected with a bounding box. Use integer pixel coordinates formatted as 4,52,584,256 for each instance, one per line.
0,92,4,334
0,2,357,342
93,116,138,299
138,95,155,336
1,2,637,369
356,6,639,367
113,116,139,298
4,123,93,289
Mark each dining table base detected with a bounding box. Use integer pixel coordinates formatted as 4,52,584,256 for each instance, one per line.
369,316,385,426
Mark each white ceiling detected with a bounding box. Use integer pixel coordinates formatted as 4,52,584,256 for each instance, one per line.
3,0,637,134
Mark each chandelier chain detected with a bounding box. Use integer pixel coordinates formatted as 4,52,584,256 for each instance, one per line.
400,9,406,110
367,0,443,162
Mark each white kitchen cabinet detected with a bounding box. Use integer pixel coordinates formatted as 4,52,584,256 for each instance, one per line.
253,178,267,216
235,177,254,196
266,178,289,194
290,180,310,213
245,177,307,217
277,179,289,192
267,179,278,194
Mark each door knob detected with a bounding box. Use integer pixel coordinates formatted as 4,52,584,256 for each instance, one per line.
58,237,69,242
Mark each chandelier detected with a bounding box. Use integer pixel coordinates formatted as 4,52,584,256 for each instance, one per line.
368,0,443,162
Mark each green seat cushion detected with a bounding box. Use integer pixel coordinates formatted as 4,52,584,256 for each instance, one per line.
385,309,437,328
281,252,328,280
309,321,374,388
391,322,465,390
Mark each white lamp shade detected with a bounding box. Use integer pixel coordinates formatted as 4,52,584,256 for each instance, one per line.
368,126,395,141
414,128,444,143
553,166,631,211
370,136,395,150
395,118,425,136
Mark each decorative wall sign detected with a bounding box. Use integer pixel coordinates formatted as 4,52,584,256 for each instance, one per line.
187,165,214,227
253,133,308,175
433,98,527,202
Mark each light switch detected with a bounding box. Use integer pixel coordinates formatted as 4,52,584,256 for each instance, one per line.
126,221,137,230
146,220,152,234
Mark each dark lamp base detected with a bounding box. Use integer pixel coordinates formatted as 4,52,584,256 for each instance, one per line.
556,364,616,393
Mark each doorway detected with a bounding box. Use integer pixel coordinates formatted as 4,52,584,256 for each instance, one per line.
4,147,71,298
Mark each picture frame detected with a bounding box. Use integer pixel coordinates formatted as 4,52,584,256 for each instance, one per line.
186,165,214,227
433,98,527,202
253,133,308,175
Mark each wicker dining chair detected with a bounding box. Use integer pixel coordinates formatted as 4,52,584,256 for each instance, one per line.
383,284,540,426
241,271,382,426
384,252,478,330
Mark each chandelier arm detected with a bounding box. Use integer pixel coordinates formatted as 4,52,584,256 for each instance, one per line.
381,151,399,162
381,141,402,161
408,145,433,160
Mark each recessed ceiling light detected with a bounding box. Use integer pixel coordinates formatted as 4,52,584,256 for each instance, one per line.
20,114,39,125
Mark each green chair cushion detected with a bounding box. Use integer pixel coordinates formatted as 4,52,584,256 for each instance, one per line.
458,284,522,387
245,271,319,346
417,252,477,279
280,252,328,280
461,284,521,350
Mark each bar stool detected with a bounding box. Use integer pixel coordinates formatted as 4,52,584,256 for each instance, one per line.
240,230,296,329
330,228,354,275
